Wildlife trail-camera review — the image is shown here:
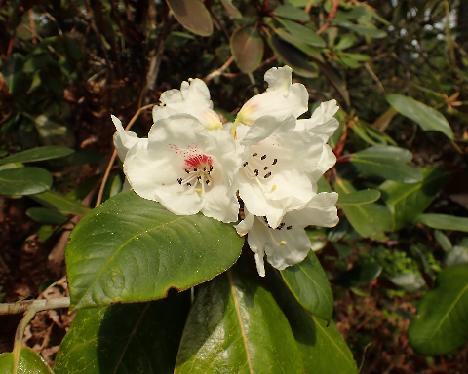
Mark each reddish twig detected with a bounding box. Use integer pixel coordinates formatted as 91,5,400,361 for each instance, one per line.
317,0,340,35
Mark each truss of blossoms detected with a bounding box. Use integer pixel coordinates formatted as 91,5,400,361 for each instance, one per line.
111,66,339,277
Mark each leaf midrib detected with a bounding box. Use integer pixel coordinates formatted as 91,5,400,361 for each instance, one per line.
227,272,254,373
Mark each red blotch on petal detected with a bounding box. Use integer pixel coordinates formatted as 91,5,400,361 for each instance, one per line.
184,154,213,168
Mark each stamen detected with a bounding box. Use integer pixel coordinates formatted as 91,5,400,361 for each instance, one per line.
263,166,268,170
185,169,190,173
252,153,257,157
243,162,248,167
264,171,272,178
254,169,259,176
194,168,197,171
177,178,182,184
186,182,191,186
286,226,293,230
272,159,277,165
206,180,210,185
261,155,266,160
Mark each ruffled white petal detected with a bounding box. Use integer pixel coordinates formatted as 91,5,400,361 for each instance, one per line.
151,78,222,130
111,115,147,161
287,192,339,228
295,100,339,141
235,66,308,131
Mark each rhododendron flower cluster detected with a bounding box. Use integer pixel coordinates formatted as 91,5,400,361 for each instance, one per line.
111,66,339,277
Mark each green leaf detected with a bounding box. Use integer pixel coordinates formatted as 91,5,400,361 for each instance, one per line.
0,146,74,166
334,178,391,240
409,264,468,355
416,214,468,233
230,26,264,73
274,28,323,60
166,0,213,36
269,35,318,78
176,270,302,373
55,294,189,374
26,207,68,225
0,167,53,196
349,145,422,183
338,188,381,206
274,4,309,22
280,252,333,320
273,272,358,373
380,168,449,229
276,19,326,48
66,191,243,309
0,348,52,374
386,94,453,139
316,61,351,106
220,0,242,19
31,191,89,216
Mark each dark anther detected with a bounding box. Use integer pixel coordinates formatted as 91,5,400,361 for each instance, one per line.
206,180,210,185
261,155,266,160
272,159,278,165
254,169,259,176
185,168,189,173
252,153,258,157
177,178,182,184
193,168,197,171
264,166,268,170
197,176,201,180
264,171,272,178
210,166,213,171
186,182,192,186
243,162,248,167
286,226,293,230
203,167,206,171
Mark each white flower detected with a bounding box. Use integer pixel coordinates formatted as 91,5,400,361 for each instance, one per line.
111,115,147,161
123,114,240,223
236,192,339,277
295,99,339,140
236,115,336,229
152,78,222,130
233,65,308,141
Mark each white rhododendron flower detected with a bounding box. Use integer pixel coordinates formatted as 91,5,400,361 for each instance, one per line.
123,114,240,223
236,193,339,277
111,65,340,276
152,78,222,130
233,66,308,142
236,117,332,229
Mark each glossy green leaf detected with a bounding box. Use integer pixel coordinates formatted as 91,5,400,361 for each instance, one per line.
26,207,68,225
416,214,468,233
166,0,213,36
55,294,189,374
176,270,302,373
66,191,243,308
409,264,468,355
349,145,422,183
334,178,391,240
276,19,325,47
273,272,358,374
31,190,90,216
338,188,381,206
230,26,264,73
0,167,53,196
280,252,333,320
316,61,351,106
0,348,52,374
274,4,309,22
0,146,73,166
274,28,323,60
386,94,453,139
269,35,318,78
380,168,449,229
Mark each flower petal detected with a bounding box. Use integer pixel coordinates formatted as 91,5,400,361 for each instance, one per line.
152,78,222,130
286,192,339,228
202,183,239,222
236,66,308,126
111,115,147,161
